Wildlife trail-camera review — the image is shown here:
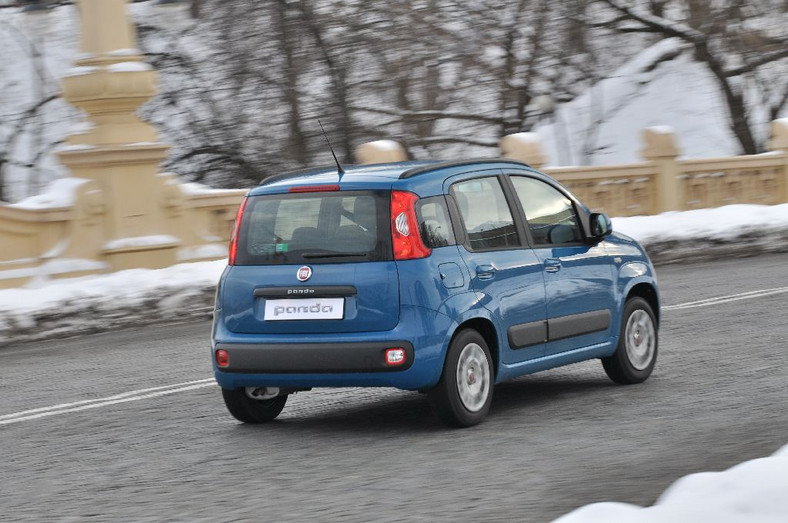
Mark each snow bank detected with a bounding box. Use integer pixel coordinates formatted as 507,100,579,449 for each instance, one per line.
613,203,788,243
0,260,226,344
554,443,788,523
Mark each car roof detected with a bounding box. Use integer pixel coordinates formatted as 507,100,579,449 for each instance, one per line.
248,159,536,196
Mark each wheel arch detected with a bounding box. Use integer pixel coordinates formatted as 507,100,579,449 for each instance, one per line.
451,317,499,379
626,282,660,325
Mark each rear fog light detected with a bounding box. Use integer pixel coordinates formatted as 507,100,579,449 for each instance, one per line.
216,349,230,368
385,348,406,366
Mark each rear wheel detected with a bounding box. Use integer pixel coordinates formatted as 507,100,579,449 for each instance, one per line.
222,387,288,423
428,329,493,428
602,297,658,384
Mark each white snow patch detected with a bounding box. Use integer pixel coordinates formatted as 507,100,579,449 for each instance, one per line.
505,132,543,145
104,235,180,251
123,142,163,147
106,62,152,73
612,204,788,243
179,182,245,196
64,66,99,77
0,260,226,316
0,259,107,281
368,140,403,152
647,125,675,135
177,244,227,261
108,48,141,57
9,177,89,210
56,143,97,152
554,443,788,523
68,121,96,135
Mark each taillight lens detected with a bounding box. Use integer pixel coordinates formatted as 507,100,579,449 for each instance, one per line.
228,197,248,265
390,191,431,260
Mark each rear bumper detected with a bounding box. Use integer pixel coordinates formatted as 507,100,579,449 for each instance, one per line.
212,305,454,391
215,341,414,373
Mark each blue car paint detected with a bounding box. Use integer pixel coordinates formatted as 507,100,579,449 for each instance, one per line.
212,160,659,392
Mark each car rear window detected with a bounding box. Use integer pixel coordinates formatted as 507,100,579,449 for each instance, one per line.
236,190,392,265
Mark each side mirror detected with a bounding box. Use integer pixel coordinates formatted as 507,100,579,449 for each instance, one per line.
589,212,612,239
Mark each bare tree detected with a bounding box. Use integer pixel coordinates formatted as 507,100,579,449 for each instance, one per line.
596,0,788,154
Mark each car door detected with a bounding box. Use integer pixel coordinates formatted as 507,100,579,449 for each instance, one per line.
446,172,548,363
507,174,617,357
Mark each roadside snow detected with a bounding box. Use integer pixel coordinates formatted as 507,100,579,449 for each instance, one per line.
554,443,788,523
614,203,788,243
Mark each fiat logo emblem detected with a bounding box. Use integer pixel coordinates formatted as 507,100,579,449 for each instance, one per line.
297,266,312,282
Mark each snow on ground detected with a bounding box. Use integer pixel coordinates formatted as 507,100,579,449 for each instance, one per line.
613,203,788,243
554,443,788,523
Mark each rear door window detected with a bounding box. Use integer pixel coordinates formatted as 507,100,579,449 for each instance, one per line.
450,177,520,251
237,191,391,265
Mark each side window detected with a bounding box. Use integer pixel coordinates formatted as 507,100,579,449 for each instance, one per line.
416,196,455,248
510,176,583,245
450,177,519,251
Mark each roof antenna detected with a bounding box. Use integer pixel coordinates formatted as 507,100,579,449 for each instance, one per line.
318,119,345,180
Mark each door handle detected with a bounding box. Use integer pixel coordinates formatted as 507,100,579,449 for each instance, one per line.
544,258,562,273
476,264,496,280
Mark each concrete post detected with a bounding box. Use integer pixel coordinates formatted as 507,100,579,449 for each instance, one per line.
641,126,682,212
57,0,178,271
500,133,546,169
355,140,407,164
768,118,788,203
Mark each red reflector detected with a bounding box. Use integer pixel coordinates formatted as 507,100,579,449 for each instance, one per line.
385,348,406,366
216,349,230,368
288,184,340,193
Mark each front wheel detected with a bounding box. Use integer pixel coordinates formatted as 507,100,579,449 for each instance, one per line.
602,297,658,384
428,329,493,428
222,387,288,423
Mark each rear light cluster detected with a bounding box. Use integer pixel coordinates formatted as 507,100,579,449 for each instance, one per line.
390,191,431,260
228,197,249,266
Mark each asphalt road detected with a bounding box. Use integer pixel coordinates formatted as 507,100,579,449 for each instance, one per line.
1,254,787,522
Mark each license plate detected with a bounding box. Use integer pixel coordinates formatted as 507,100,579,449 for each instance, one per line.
264,298,344,321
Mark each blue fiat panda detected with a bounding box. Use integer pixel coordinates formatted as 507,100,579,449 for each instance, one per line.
212,160,659,427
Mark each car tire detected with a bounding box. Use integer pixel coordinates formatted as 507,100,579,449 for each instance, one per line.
428,329,493,428
602,297,658,384
222,388,288,423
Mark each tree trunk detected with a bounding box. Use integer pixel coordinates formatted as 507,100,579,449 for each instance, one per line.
695,41,759,154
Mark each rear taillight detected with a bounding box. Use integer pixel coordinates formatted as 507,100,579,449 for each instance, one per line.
390,191,431,260
228,197,248,265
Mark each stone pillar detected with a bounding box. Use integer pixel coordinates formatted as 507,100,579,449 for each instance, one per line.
768,118,788,203
641,126,682,212
355,140,407,164
57,0,178,271
500,133,546,169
